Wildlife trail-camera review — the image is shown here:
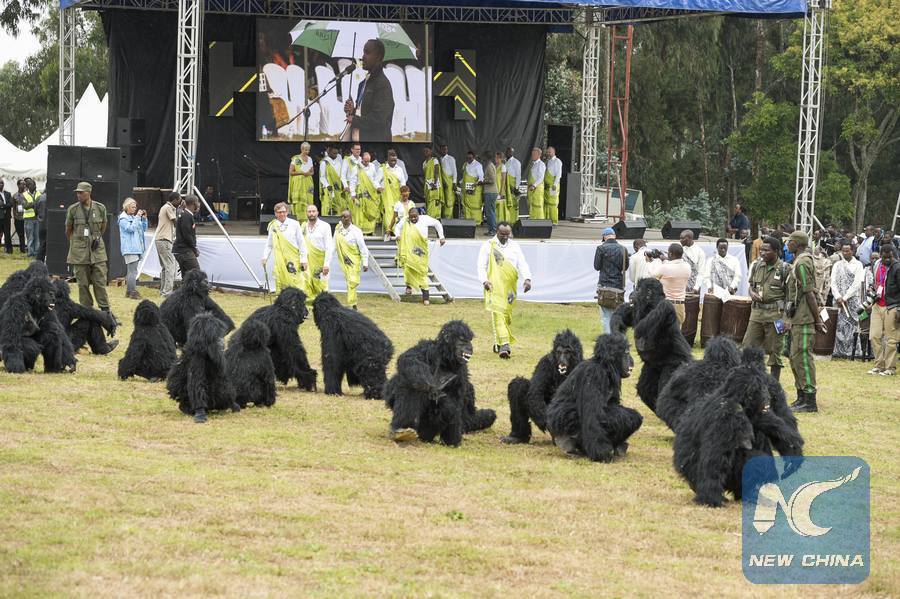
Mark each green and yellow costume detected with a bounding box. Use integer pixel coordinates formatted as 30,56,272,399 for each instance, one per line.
288,154,314,218
399,222,429,292
424,158,444,218
319,158,344,216
462,166,483,225
381,165,402,234
268,220,305,293
484,240,520,348
544,167,560,224
334,228,362,307
527,166,545,220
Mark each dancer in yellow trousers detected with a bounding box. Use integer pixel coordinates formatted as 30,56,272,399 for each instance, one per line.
333,209,369,310
381,150,406,241
262,202,307,293
397,208,445,306
462,150,484,224
544,145,563,224
300,204,334,303
319,145,344,216
478,222,532,359
350,151,382,236
438,144,457,219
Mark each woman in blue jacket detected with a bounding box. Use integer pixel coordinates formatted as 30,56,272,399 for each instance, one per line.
118,197,148,299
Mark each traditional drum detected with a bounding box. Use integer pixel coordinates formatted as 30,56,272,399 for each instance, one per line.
720,296,752,343
681,293,701,347
813,306,840,356
699,293,723,347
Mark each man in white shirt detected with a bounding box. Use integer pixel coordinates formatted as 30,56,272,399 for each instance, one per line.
703,238,742,295
262,202,308,293
679,229,706,294
333,209,370,310
526,147,546,220
544,146,563,224
628,239,651,285
503,146,522,221
396,207,445,305
477,221,532,358
462,150,485,225
340,143,363,206
387,147,408,181
423,146,444,218
439,144,457,219
349,151,383,235
381,150,407,240
831,243,865,359
319,145,344,216
301,204,335,302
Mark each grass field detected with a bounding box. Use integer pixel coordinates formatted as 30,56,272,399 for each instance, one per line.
0,253,897,597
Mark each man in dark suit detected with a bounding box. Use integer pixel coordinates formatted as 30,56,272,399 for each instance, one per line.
343,39,395,142
0,180,13,253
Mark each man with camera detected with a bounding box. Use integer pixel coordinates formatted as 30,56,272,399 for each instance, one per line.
594,227,629,334
646,243,691,325
784,230,828,414
743,236,789,381
65,182,112,314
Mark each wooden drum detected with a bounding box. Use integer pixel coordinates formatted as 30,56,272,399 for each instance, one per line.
681,293,701,347
720,296,752,344
813,307,840,356
699,293,722,347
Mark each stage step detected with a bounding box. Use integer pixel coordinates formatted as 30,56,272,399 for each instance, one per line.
365,239,453,304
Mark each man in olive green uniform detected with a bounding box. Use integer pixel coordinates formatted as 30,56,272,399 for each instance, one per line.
65,182,112,313
742,236,788,381
784,230,827,413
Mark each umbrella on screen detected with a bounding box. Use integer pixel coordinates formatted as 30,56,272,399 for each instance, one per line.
290,21,417,62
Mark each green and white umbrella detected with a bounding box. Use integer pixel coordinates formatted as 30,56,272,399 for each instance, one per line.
290,21,417,62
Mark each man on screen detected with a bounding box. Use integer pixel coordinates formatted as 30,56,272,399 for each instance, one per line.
344,39,394,141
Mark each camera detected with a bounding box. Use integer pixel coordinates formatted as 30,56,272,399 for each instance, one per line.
648,249,667,260
785,301,797,318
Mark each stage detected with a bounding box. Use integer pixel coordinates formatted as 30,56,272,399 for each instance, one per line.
140,222,750,303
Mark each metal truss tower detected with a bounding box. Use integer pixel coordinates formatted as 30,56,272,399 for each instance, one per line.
793,0,830,234
174,0,204,193
58,7,77,145
579,14,603,216
605,24,633,222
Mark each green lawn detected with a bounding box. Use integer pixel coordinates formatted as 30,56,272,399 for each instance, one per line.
0,253,897,597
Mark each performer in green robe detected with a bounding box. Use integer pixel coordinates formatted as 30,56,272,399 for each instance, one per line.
333,209,369,309
438,144,456,219
381,151,405,239
478,223,532,359
351,152,382,236
462,151,484,225
398,208,446,305
319,146,345,216
300,205,335,303
288,142,315,218
544,146,563,224
262,202,307,293
526,147,546,220
423,147,444,218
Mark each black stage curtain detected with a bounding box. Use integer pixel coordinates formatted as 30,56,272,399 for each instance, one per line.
103,11,546,208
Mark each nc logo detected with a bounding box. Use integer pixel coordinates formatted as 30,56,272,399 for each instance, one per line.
753,466,862,537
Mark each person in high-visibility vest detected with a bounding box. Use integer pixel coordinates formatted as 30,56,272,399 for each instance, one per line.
544,146,563,224
22,178,39,257
526,148,546,220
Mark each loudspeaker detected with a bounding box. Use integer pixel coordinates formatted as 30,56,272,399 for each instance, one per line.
89,180,121,212
613,218,647,240
45,207,71,276
81,147,120,181
547,124,574,219
46,177,80,208
102,214,126,281
320,215,340,233
47,145,83,178
237,195,262,221
514,219,553,239
441,218,476,239
259,214,275,235
564,171,581,220
119,145,145,172
662,219,702,240
116,117,146,145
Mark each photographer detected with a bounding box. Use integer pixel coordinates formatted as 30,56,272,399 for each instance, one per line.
646,243,691,325
118,198,149,300
594,227,629,334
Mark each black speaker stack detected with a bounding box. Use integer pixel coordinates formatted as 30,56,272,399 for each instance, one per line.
662,219,702,240
117,117,145,173
45,145,125,280
441,218,476,239
514,219,553,239
613,218,647,240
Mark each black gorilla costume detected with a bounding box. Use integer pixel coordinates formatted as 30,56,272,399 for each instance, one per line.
159,270,234,345
226,319,277,408
502,329,584,444
656,336,742,431
50,279,118,355
117,300,177,381
246,287,317,391
312,292,394,399
0,276,77,373
166,313,238,423
673,355,804,507
384,320,495,445
0,261,50,309
610,278,693,414
546,334,643,462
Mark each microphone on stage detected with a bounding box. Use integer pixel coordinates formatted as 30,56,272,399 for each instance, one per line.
333,63,356,83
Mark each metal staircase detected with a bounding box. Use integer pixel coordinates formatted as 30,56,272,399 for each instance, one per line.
365,238,454,303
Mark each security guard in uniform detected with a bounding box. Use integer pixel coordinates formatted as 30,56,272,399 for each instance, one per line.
65,182,113,316
784,230,827,413
742,236,788,381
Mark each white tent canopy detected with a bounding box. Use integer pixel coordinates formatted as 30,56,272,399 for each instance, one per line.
0,83,108,190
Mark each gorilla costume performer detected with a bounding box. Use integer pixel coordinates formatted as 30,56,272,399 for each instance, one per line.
166,313,238,423
610,278,693,414
673,357,804,507
501,329,584,444
312,292,394,399
226,319,277,409
0,261,50,309
0,276,77,374
546,334,643,462
656,336,742,432
50,279,118,355
159,270,235,346
384,320,495,445
246,287,317,391
117,300,177,381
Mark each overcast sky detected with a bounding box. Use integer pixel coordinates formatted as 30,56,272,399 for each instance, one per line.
0,24,43,67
